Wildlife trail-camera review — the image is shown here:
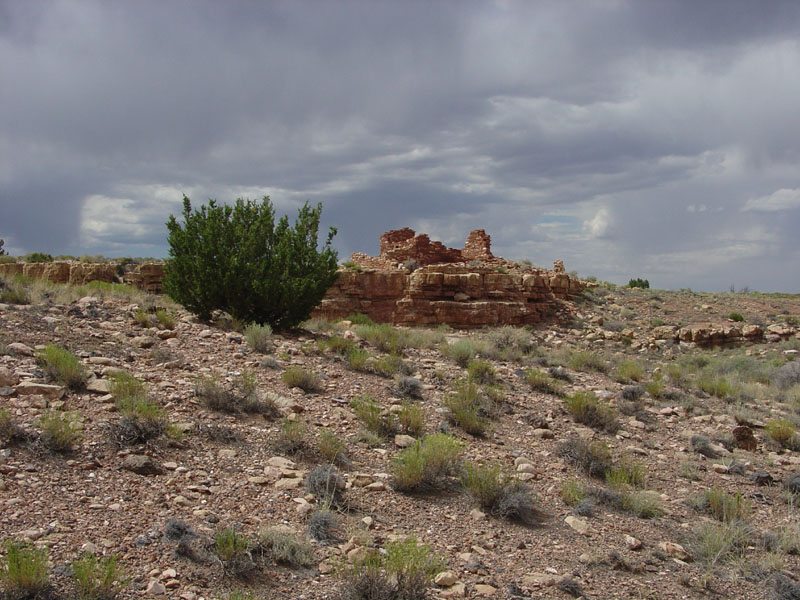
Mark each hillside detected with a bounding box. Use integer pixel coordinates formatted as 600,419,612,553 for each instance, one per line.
1,274,800,599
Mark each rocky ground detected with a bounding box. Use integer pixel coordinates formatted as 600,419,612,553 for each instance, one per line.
1,277,800,600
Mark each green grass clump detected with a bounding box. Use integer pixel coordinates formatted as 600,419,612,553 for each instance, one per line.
350,395,394,438
391,433,462,491
466,359,497,384
560,480,587,507
615,359,644,383
766,418,799,449
564,391,619,433
697,374,737,399
244,323,272,353
442,381,489,436
728,312,745,322
605,457,648,490
557,439,613,479
71,553,130,600
36,343,86,389
703,487,751,522
355,323,405,353
645,377,665,398
282,366,322,393
154,308,177,330
460,462,545,525
440,339,477,367
0,280,30,304
257,526,315,567
214,528,253,576
692,521,751,567
133,309,151,327
569,350,607,373
318,428,347,464
622,490,664,519
371,354,409,378
524,368,561,395
397,402,425,437
345,347,371,372
318,335,356,356
345,313,375,326
0,540,49,597
274,418,309,456
37,410,83,453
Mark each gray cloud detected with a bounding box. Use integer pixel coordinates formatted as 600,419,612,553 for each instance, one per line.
1,0,799,291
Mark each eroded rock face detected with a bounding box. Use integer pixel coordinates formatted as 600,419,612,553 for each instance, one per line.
314,228,582,328
0,261,164,293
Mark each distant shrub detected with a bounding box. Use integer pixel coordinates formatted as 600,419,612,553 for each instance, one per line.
257,526,315,568
196,371,275,415
557,439,613,479
306,465,346,507
697,374,737,399
460,462,546,525
244,323,272,353
395,375,423,399
372,354,412,378
36,344,86,389
605,456,648,490
628,278,649,289
282,366,322,393
164,196,338,328
318,428,347,464
766,418,799,449
0,239,5,255
645,378,665,399
564,391,619,433
23,252,53,263
524,368,561,395
467,359,497,384
346,313,375,325
0,279,29,304
346,347,371,372
397,402,425,437
214,528,254,577
692,521,750,567
561,480,587,507
728,312,745,322
696,487,751,522
622,490,664,519
350,395,395,438
442,381,489,436
37,410,82,453
308,509,341,544
568,350,607,373
615,359,644,383
440,339,477,367
318,335,356,356
391,433,462,492
274,418,309,456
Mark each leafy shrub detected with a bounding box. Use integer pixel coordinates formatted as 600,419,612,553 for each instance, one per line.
164,196,338,328
442,381,489,436
560,480,587,507
346,347,371,372
36,344,86,389
306,465,346,507
257,526,315,567
568,350,607,373
557,439,613,479
628,278,649,289
372,354,411,378
482,326,536,361
615,359,644,383
460,462,545,525
0,238,4,255
71,553,130,600
728,312,745,322
0,540,49,597
23,252,53,263
776,362,800,390
346,313,375,326
244,323,272,353
524,368,561,395
692,520,751,567
282,366,322,393
391,433,462,491
564,391,619,433
605,457,648,490
394,376,423,399
37,410,82,453
699,487,751,522
467,359,496,384
622,491,663,519
645,378,665,398
0,280,29,304
195,372,274,414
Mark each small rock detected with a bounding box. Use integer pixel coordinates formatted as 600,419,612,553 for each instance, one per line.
85,379,111,394
564,516,589,535
7,343,34,356
711,464,729,474
274,478,304,490
625,535,642,550
441,582,466,598
470,508,486,521
318,560,334,574
394,434,416,448
0,367,19,387
268,456,296,470
14,381,64,399
122,455,163,476
365,481,386,491
160,568,177,580
146,580,167,596
659,541,691,561
474,584,497,596
434,571,458,587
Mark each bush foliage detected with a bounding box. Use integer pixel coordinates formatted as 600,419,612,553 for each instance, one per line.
164,196,338,328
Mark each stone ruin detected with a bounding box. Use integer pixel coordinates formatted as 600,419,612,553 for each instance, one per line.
313,228,583,328
0,261,165,294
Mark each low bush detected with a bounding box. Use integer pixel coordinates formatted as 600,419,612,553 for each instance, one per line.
371,354,411,378
0,540,49,597
397,402,425,437
442,381,489,436
71,553,130,600
318,335,356,357
467,359,497,385
697,487,751,522
257,526,315,567
195,372,275,415
615,359,644,383
561,480,587,507
37,410,82,453
318,428,347,464
481,326,536,361
460,462,546,525
568,350,607,373
306,465,346,507
0,408,27,447
154,308,178,330
692,520,751,567
728,312,745,322
350,395,395,438
440,339,477,367
214,528,254,577
346,313,375,326
308,510,341,544
557,439,613,479
244,323,272,353
391,433,462,491
564,391,619,433
394,375,423,399
0,280,30,304
524,368,561,395
621,490,663,519
628,278,649,289
605,456,648,490
697,374,737,399
36,344,86,389
346,347,371,372
273,418,309,456
645,378,665,398
766,418,799,449
282,366,322,393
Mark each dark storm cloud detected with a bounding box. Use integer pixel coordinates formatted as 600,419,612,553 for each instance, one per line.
1,0,800,291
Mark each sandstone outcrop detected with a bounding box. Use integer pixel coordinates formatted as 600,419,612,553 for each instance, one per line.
314,228,582,328
0,261,165,293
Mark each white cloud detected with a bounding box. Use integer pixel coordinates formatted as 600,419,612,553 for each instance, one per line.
742,187,800,212
583,207,610,238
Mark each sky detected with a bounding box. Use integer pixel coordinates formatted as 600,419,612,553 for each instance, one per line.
2,0,800,292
